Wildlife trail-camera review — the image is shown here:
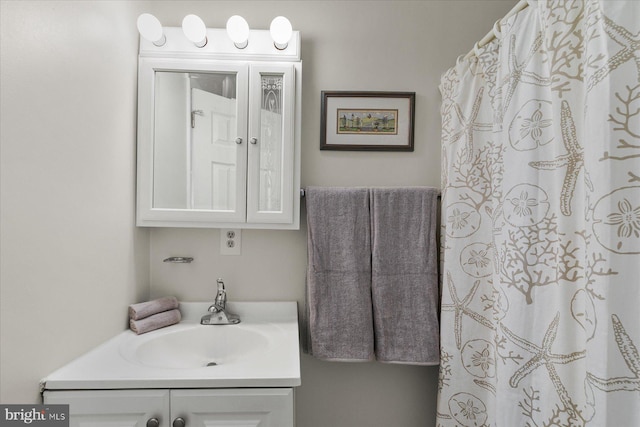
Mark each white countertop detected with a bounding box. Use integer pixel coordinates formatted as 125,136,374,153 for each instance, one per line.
42,302,301,390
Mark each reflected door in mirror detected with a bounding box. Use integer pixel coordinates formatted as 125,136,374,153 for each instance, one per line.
191,88,237,211
152,71,243,215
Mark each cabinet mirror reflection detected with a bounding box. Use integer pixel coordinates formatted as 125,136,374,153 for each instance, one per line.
154,71,239,211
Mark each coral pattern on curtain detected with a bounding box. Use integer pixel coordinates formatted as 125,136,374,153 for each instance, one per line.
438,1,640,426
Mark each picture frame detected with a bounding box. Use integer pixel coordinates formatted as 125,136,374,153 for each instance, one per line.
320,91,415,151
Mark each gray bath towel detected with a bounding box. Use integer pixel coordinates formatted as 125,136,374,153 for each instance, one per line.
129,309,181,334
305,187,375,361
129,296,179,320
371,187,439,365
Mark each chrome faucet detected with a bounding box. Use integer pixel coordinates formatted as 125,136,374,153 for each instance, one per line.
201,278,240,325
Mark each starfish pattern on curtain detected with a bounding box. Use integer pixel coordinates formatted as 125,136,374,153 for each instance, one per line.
437,1,640,426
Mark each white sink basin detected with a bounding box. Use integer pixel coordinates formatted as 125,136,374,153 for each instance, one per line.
121,324,270,369
42,302,301,390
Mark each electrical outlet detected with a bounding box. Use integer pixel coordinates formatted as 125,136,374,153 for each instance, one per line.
220,229,241,255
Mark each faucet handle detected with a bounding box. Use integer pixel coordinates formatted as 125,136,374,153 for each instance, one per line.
214,278,227,310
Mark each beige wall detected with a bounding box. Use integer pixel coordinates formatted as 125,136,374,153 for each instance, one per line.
0,0,150,403
0,0,514,425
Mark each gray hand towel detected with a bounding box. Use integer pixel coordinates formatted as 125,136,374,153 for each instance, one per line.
305,187,374,361
129,296,179,320
129,309,181,335
371,187,440,365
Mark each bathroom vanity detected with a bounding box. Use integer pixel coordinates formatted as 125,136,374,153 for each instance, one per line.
41,302,300,427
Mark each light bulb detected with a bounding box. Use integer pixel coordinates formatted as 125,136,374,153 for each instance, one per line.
137,13,165,47
226,15,250,49
182,14,207,48
270,16,292,50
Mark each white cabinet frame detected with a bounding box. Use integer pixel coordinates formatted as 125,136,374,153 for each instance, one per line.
136,56,301,230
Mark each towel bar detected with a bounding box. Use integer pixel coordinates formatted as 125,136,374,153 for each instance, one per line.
300,188,441,199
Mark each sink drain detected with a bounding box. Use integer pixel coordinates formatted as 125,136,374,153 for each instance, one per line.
206,361,218,367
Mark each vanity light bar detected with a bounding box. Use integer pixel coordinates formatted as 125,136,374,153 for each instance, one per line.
137,14,300,61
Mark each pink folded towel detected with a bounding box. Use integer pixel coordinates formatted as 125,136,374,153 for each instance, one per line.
129,309,181,335
129,296,179,320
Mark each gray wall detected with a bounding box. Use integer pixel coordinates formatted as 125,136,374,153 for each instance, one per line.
1,0,150,403
0,1,515,426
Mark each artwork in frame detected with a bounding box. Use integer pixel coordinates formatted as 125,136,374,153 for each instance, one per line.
320,91,415,151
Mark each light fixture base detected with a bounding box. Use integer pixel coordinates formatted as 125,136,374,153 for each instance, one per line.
194,37,208,48
152,34,167,47
138,27,300,61
233,40,248,49
273,41,288,50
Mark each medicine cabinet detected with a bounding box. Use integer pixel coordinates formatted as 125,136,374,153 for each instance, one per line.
136,28,301,229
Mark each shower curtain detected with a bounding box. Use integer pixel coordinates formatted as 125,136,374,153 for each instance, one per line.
437,1,639,426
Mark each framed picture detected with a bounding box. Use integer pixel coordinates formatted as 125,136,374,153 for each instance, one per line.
320,91,415,151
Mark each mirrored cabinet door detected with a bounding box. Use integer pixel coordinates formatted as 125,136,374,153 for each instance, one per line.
137,59,249,225
246,64,295,224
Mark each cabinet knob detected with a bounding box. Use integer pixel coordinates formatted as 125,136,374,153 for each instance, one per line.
250,137,258,145
173,417,186,427
235,137,243,145
146,418,160,427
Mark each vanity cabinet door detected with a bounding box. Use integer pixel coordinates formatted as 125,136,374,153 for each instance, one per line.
170,388,294,427
246,64,296,225
43,389,171,427
137,60,251,226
